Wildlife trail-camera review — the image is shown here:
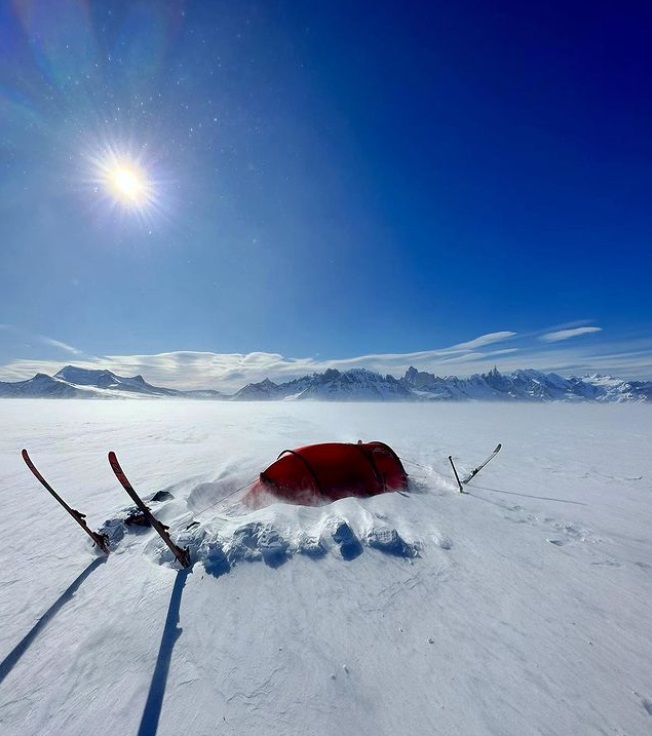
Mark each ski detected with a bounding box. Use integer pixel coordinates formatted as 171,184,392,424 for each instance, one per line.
108,451,191,568
21,449,110,554
462,443,502,485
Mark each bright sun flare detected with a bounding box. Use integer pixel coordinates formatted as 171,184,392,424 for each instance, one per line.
107,164,148,205
90,145,159,219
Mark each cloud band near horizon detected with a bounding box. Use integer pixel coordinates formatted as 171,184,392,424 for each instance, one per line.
1,324,650,391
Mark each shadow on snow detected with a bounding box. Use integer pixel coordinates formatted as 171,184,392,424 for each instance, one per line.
137,568,190,736
0,556,107,686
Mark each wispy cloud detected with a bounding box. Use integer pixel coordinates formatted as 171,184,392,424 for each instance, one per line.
448,331,517,350
0,325,84,355
539,326,602,343
0,330,519,390
1,327,651,392
40,337,83,355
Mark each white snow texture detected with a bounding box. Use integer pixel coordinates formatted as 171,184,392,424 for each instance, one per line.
0,400,651,736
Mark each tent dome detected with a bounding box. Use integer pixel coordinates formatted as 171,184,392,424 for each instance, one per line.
244,441,408,507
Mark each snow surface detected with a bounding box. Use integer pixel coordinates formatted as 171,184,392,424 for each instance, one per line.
1,400,651,735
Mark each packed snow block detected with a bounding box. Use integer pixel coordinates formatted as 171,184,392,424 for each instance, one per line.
257,528,290,568
244,441,409,508
227,522,262,563
224,522,290,568
366,527,417,558
297,536,328,559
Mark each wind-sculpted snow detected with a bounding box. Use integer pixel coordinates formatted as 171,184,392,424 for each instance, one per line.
97,482,422,573
2,401,652,736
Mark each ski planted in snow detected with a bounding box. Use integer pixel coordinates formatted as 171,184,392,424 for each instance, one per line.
107,451,191,568
21,449,110,554
461,443,502,486
448,455,464,492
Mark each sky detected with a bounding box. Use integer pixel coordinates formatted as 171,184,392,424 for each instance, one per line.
1,0,651,389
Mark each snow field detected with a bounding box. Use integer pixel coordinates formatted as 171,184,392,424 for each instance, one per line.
0,400,651,735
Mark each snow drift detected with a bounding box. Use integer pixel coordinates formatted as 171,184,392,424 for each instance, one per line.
1,400,651,736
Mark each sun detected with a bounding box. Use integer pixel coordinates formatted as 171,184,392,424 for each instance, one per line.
86,141,163,223
106,163,149,205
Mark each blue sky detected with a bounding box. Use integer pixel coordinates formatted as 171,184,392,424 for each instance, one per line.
1,0,651,388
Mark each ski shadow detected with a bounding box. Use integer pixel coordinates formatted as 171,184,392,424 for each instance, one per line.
0,556,106,686
137,568,190,736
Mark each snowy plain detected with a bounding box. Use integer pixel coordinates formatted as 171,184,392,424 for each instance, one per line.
0,400,651,736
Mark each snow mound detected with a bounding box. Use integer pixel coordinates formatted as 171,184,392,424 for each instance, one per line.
97,479,424,572
3,402,652,736
181,496,422,574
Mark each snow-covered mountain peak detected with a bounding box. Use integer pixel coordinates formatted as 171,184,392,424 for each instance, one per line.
55,365,117,385
1,364,650,402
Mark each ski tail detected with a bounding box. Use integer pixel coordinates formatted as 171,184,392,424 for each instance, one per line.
21,449,110,554
461,443,502,485
108,452,191,568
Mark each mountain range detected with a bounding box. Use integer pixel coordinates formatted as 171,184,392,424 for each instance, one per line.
0,364,650,402
0,366,222,400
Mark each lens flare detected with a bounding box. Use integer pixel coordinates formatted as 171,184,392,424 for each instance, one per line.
83,136,170,231
107,164,148,204
87,143,160,222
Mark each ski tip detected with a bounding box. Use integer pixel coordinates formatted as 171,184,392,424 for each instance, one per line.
494,443,502,452
21,448,28,459
107,451,122,474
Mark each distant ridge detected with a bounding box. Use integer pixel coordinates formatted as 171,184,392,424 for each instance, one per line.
3,363,648,402
0,365,221,400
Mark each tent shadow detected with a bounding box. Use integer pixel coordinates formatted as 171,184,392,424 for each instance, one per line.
137,568,190,736
0,555,107,686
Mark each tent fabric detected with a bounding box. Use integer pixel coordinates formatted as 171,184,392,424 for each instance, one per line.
244,441,409,507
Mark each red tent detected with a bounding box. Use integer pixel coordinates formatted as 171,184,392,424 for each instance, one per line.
244,441,408,507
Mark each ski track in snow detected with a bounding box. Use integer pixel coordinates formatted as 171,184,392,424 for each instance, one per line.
0,400,651,736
